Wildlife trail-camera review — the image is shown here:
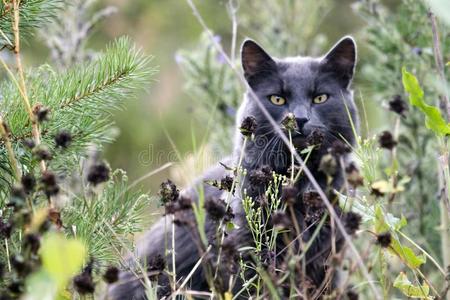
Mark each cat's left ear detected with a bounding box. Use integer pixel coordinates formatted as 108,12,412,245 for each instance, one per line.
321,36,357,88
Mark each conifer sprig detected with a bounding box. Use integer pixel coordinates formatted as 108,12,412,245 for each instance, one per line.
0,0,63,48
0,37,155,180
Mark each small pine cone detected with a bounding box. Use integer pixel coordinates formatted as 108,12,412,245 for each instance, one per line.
73,272,95,294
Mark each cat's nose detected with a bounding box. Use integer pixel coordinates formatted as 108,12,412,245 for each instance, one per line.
296,117,310,131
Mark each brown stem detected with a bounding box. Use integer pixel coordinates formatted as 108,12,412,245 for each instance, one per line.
12,0,47,174
0,116,21,180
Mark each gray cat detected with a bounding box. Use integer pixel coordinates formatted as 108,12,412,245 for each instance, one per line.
109,36,358,299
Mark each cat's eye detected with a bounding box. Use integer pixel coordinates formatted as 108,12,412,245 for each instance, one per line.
269,95,286,106
313,94,328,104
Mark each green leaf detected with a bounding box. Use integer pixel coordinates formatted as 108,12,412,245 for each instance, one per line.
40,233,87,289
374,205,406,232
402,68,450,136
390,239,426,269
374,206,425,269
24,233,87,300
393,272,433,299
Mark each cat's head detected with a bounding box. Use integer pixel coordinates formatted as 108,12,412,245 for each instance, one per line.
236,37,358,172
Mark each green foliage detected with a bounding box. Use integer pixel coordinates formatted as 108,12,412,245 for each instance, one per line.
393,272,432,299
0,37,155,194
0,0,63,47
402,68,450,136
356,0,449,262
62,170,151,262
0,1,156,298
25,233,87,299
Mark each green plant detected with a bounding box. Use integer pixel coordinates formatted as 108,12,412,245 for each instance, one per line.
0,1,155,298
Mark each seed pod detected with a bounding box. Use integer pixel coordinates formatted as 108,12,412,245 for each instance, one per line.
306,129,324,147
378,131,397,150
344,212,362,235
32,104,50,123
239,116,257,137
388,95,408,117
330,140,351,156
54,130,72,148
21,173,36,194
87,161,110,185
40,171,60,197
158,179,179,204
376,232,392,248
248,165,272,187
204,198,233,222
32,145,53,161
271,211,290,230
281,113,298,131
23,138,36,149
103,266,119,284
281,185,298,205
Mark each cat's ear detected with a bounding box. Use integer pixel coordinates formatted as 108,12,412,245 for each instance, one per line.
321,36,357,88
241,39,276,80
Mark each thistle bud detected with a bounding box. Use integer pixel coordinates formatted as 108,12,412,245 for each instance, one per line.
239,116,257,137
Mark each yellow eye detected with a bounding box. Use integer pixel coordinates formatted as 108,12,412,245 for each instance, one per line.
313,94,328,104
269,95,286,106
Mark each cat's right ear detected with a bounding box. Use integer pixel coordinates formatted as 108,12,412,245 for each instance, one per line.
241,39,276,80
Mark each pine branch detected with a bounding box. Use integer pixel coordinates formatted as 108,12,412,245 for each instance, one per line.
0,37,155,188
62,170,151,262
0,0,63,47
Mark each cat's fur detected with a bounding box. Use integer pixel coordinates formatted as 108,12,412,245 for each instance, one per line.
108,36,358,299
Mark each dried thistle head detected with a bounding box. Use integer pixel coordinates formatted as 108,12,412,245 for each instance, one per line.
158,179,179,204
376,232,392,248
378,131,397,150
388,95,408,117
239,116,257,137
281,113,298,131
